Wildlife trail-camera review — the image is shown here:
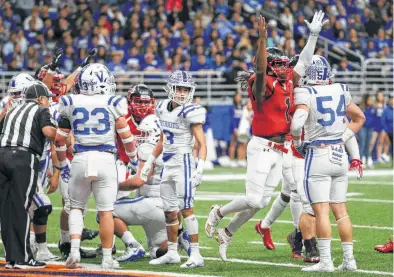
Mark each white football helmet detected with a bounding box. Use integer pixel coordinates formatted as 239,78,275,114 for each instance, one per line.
7,73,35,107
305,55,332,85
136,114,161,146
164,70,196,105
77,63,116,95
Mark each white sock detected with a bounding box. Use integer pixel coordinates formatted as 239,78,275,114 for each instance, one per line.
30,231,35,243
102,248,112,259
168,242,178,253
37,242,47,251
121,231,140,248
219,197,250,216
70,238,80,254
261,195,288,228
69,209,83,237
290,200,303,228
190,242,200,256
342,242,354,260
227,208,258,235
112,235,116,247
184,215,198,235
60,230,70,244
318,238,332,263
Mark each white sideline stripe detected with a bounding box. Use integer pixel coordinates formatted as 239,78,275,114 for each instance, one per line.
51,207,394,231
0,256,220,277
347,198,393,203
203,170,393,181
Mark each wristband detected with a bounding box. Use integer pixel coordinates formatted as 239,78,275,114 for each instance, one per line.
122,136,134,144
76,66,83,72
145,154,157,166
57,129,70,137
117,126,129,134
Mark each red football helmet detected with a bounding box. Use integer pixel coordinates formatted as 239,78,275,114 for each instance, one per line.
35,65,65,101
127,84,155,120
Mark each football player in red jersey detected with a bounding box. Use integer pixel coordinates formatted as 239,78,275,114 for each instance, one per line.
205,12,328,261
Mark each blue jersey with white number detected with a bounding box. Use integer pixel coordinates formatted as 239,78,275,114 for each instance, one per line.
58,94,128,152
155,99,206,155
294,83,352,142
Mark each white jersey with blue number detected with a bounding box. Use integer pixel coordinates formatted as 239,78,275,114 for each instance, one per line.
135,143,163,198
155,99,206,154
294,83,352,142
58,94,127,151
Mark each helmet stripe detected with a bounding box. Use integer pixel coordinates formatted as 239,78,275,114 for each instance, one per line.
181,71,187,82
319,56,328,67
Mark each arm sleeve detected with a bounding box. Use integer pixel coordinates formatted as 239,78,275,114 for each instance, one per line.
108,96,128,119
293,36,318,76
138,143,154,162
184,105,206,125
345,135,360,160
290,108,309,137
39,107,56,129
294,87,312,107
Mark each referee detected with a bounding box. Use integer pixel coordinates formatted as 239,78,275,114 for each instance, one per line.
0,82,56,269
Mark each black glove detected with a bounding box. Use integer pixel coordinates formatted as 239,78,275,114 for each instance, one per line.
48,47,63,71
80,48,97,67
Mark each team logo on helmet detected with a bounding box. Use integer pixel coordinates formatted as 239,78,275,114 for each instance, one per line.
305,55,332,85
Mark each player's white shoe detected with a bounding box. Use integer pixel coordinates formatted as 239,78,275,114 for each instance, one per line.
36,247,60,261
205,205,222,238
214,228,232,261
178,231,191,256
102,257,120,269
116,245,146,262
302,261,334,272
338,257,357,271
149,251,181,265
367,157,374,168
180,253,204,268
66,252,80,269
382,153,391,163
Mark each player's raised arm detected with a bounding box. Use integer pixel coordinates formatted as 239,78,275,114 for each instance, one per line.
292,11,329,84
252,15,268,109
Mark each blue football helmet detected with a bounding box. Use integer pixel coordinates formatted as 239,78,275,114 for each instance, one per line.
305,55,332,85
164,70,196,105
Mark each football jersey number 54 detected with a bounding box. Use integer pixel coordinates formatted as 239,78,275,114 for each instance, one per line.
316,94,346,127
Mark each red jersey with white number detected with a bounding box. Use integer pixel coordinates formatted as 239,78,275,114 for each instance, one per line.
248,74,294,137
117,111,141,163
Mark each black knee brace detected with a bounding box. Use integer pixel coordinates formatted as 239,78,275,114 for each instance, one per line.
280,192,291,203
33,205,52,226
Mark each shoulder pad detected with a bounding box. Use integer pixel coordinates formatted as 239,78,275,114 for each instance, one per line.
339,83,352,106
59,95,74,107
294,86,313,106
108,96,127,118
182,104,206,124
138,143,154,162
156,99,169,113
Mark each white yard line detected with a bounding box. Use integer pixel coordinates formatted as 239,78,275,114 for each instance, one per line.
50,207,394,231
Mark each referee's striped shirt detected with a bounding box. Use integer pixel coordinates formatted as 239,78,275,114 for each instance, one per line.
0,100,55,156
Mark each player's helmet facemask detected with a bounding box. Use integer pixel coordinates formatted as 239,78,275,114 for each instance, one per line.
35,65,65,103
127,84,155,120
7,73,35,107
165,70,196,105
305,55,332,85
266,47,290,81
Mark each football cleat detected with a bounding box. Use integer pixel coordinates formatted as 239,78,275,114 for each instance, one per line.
180,253,204,268
255,220,275,250
102,257,120,269
36,246,60,262
301,261,334,272
59,241,97,260
338,257,357,271
81,228,99,241
205,205,222,238
287,229,304,259
375,239,393,253
116,245,146,262
214,228,232,262
178,230,191,256
149,251,181,265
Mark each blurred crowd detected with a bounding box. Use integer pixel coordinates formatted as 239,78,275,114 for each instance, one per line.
0,0,392,75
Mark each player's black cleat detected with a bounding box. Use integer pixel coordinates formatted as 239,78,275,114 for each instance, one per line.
81,228,99,241
304,237,320,263
287,228,304,259
58,241,97,260
95,243,117,255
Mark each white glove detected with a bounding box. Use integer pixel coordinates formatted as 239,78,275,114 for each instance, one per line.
191,159,205,188
304,10,329,37
140,155,156,182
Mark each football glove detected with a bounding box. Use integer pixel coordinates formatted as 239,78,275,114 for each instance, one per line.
191,169,203,188
304,10,329,37
48,47,63,70
80,48,97,67
349,159,363,180
59,164,71,183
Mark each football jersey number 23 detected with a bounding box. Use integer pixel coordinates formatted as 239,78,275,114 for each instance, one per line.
73,107,110,135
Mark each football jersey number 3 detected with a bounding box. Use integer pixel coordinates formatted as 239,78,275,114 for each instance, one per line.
73,107,110,135
316,95,346,127
163,129,174,144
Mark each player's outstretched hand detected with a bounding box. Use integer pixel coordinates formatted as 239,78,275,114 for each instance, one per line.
349,159,363,180
49,47,63,70
304,10,329,37
80,48,97,67
257,15,268,38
